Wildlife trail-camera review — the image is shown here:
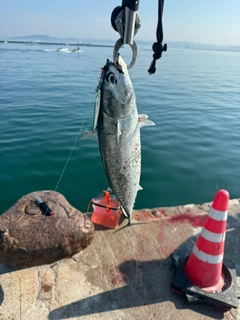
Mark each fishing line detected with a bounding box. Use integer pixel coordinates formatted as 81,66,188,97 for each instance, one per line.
55,114,87,191
21,114,87,268
22,65,97,266
17,114,88,319
17,55,100,318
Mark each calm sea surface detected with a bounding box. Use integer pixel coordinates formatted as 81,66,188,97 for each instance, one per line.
0,43,240,214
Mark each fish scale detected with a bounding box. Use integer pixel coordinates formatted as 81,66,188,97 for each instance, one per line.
80,56,155,225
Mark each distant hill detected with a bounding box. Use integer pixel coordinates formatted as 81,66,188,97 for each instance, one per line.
167,41,240,53
137,40,240,53
10,34,81,44
7,35,116,46
2,35,240,52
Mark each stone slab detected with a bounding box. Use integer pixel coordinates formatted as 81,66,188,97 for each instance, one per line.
0,199,239,320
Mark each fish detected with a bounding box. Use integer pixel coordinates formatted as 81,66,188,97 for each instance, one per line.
80,55,155,225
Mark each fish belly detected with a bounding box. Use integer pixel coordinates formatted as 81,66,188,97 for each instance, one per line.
98,112,141,217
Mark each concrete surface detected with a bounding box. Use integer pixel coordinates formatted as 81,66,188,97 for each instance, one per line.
0,198,239,320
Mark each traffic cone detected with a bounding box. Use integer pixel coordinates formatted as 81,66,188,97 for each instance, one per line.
185,189,229,292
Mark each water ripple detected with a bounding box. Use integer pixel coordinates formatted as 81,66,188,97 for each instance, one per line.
1,44,240,212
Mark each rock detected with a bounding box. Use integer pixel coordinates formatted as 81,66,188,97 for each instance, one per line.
0,191,94,267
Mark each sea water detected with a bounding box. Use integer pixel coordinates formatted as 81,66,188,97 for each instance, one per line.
0,42,240,214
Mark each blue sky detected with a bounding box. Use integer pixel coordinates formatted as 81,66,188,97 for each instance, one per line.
0,0,239,45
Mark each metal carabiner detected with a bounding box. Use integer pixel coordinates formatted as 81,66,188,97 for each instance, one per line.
113,38,137,69
111,2,141,69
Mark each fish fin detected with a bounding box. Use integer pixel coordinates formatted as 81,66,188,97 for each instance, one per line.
78,129,98,142
138,114,155,127
138,185,143,191
93,88,101,130
106,186,113,193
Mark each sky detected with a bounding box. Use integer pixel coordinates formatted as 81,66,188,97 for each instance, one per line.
0,0,239,46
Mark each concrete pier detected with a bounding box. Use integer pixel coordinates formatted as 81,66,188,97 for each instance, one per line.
0,40,113,48
0,198,239,319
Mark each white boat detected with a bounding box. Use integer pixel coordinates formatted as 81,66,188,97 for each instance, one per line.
57,47,69,52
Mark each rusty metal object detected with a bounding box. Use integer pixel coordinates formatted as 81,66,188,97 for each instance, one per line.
0,191,94,267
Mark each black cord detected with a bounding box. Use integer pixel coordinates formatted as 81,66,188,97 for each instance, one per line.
148,0,167,75
156,0,164,43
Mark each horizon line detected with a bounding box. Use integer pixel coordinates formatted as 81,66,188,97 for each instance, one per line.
0,35,239,48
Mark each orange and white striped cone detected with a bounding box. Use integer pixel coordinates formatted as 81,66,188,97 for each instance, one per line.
185,189,229,292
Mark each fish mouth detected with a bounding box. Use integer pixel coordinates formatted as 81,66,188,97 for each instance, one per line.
105,56,124,74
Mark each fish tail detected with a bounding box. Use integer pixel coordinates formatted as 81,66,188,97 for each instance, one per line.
112,221,148,234
128,215,132,226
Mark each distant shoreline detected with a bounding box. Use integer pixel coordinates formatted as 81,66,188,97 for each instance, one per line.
1,39,239,53
0,40,113,48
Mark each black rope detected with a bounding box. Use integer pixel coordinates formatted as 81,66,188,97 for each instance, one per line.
148,0,167,75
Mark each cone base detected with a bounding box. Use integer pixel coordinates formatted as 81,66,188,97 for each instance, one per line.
185,253,225,292
170,253,238,309
195,272,225,293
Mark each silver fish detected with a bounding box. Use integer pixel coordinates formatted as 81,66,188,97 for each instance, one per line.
80,56,154,225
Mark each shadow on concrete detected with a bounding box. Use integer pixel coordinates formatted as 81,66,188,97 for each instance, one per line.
48,255,226,319
48,210,240,320
0,264,26,275
48,213,240,319
0,264,23,275
0,285,4,305
0,264,28,306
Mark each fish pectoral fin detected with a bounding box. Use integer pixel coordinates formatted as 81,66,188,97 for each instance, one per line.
138,114,155,127
93,88,101,130
107,186,113,193
138,185,143,191
78,129,98,142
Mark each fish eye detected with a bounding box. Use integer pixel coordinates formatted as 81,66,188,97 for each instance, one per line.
106,72,117,84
